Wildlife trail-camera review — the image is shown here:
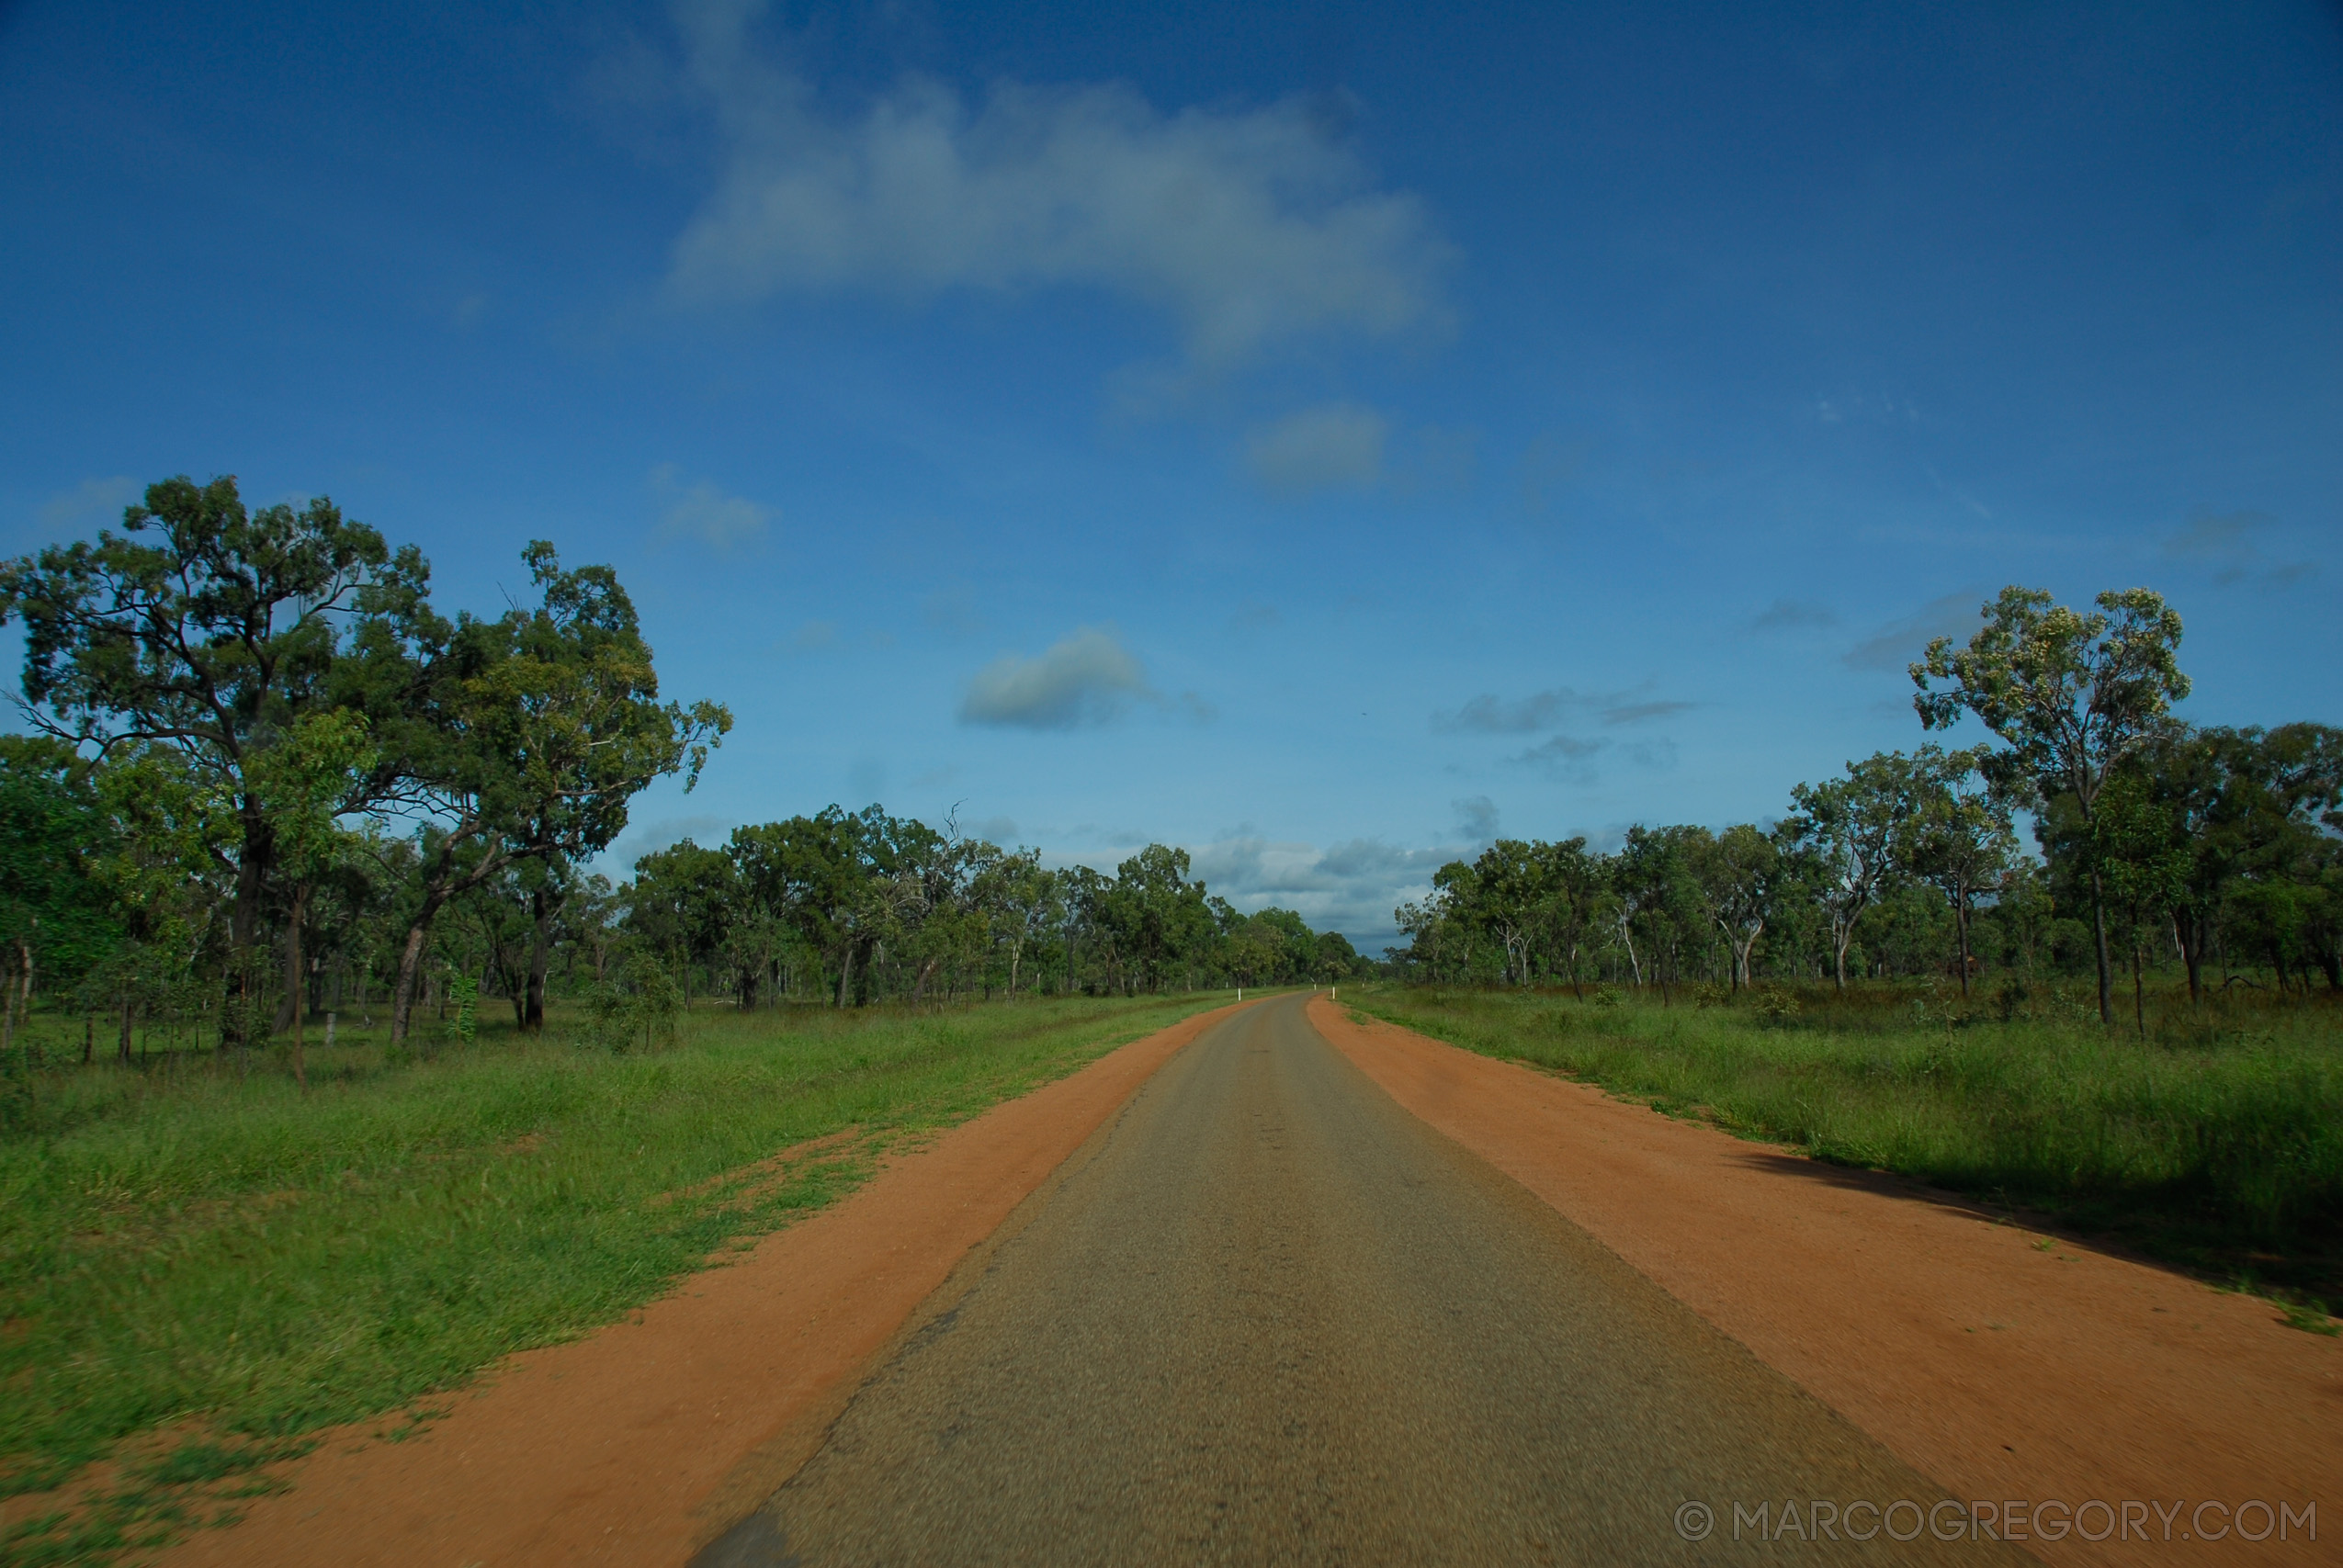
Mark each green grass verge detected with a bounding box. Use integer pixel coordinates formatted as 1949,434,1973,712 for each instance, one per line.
1341,981,2343,1308
0,991,1235,1561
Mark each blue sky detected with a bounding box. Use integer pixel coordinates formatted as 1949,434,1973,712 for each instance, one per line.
4,0,2338,950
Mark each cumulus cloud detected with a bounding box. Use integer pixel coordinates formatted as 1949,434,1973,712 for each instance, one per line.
1841,591,1984,672
1246,402,1387,494
665,2,1452,373
1185,832,1464,950
960,626,1149,729
38,475,140,529
2164,509,2315,587
1434,685,1692,732
651,464,771,549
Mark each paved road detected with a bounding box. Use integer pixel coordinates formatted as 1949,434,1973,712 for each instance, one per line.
697,996,2018,1565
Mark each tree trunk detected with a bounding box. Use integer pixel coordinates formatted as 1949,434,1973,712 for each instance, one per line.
1954,886,1972,998
390,901,447,1053
526,886,550,1032
835,942,855,1008
225,807,276,1048
2132,941,2146,1040
2175,911,2203,1005
2088,868,2115,1026
118,993,132,1065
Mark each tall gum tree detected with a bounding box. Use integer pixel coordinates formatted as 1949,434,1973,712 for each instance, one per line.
0,476,388,1042
1912,586,2190,1026
348,541,730,1049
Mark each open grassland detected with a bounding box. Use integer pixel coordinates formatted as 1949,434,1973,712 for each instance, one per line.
0,991,1238,1564
1346,981,2343,1311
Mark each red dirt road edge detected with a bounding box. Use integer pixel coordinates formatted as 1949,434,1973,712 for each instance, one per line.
1309,997,2342,1566
153,999,1254,1568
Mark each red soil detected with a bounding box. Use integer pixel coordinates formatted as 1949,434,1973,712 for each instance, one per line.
152,1001,1250,1568
1307,997,2342,1566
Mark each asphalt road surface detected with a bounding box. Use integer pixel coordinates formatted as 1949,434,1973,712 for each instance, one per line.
696,995,2021,1565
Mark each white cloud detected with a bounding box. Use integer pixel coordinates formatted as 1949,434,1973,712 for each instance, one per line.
38,476,140,530
1245,402,1387,495
1186,831,1465,950
960,626,1149,729
665,1,1452,373
651,464,771,549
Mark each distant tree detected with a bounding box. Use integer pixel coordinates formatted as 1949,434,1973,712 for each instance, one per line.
1104,845,1216,992
1896,745,2017,997
1690,823,1780,992
1613,825,1703,998
2088,765,2191,1035
1913,585,2190,1024
1525,836,1604,997
1443,840,1554,987
628,840,740,1008
980,851,1061,994
1788,751,1923,989
1314,929,1361,982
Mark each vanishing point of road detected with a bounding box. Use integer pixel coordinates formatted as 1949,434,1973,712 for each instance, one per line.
696,994,2015,1565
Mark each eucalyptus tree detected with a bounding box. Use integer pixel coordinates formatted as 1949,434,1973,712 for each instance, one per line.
351,542,730,1047
1690,823,1780,992
246,708,377,1080
1896,745,2017,997
1613,825,1703,997
2086,764,2192,1034
628,840,741,1007
1913,586,2190,1024
1105,845,1217,992
0,476,390,1039
1527,836,1604,997
1449,840,1553,986
1788,751,1923,989
978,850,1060,994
